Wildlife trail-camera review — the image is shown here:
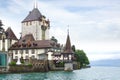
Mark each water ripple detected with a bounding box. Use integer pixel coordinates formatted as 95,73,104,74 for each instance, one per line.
0,67,120,80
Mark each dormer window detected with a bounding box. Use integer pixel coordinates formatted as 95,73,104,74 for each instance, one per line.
22,39,25,42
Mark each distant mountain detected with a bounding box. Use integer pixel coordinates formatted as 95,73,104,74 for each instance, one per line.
90,59,120,67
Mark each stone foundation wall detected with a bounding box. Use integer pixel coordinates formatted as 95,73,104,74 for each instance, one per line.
9,65,33,73
9,59,49,73
73,62,80,69
64,63,73,71
31,60,49,72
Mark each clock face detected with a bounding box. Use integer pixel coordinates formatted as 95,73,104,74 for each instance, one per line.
41,25,47,31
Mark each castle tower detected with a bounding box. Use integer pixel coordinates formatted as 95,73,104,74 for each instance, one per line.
62,32,74,71
62,33,74,61
21,7,50,40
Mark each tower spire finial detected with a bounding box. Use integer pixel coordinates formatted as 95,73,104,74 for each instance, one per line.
34,0,38,8
67,25,69,35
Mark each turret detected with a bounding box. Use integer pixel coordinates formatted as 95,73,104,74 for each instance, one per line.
62,31,74,62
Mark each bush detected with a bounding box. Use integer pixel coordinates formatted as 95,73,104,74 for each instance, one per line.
9,61,16,66
28,63,32,67
55,61,64,67
75,50,90,68
59,62,64,67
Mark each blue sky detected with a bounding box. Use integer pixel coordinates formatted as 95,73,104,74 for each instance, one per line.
0,0,120,61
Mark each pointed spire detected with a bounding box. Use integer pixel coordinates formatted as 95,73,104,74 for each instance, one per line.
67,25,69,35
63,28,74,54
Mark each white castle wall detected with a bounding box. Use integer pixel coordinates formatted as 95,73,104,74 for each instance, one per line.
22,20,49,40
0,39,17,51
12,49,46,60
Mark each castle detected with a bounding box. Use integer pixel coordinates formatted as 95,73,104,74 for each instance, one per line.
0,4,75,71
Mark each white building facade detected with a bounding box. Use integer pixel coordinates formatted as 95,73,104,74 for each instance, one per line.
0,27,18,52
8,7,60,62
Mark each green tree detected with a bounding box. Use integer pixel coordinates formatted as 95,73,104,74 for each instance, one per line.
0,20,3,27
0,20,4,33
75,49,90,68
72,45,76,52
51,36,58,43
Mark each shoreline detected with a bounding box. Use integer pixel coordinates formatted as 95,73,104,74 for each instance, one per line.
0,67,91,74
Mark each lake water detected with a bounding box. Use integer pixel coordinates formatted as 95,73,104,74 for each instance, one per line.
0,66,120,80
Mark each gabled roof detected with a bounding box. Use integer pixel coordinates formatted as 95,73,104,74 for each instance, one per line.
32,40,55,48
9,40,58,50
19,34,35,42
9,34,60,50
22,8,42,22
63,34,74,54
5,27,18,40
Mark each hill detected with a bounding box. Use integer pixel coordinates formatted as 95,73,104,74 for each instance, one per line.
90,59,120,67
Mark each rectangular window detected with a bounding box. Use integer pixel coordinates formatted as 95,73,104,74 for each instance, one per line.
15,50,18,54
15,56,18,59
32,49,35,54
26,50,28,54
31,55,35,59
20,50,23,54
25,56,29,59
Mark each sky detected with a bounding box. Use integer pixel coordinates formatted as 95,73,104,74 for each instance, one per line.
0,0,120,61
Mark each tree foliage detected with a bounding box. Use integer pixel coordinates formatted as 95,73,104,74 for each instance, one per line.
72,45,76,52
51,36,58,43
75,49,90,68
0,20,3,27
9,61,16,66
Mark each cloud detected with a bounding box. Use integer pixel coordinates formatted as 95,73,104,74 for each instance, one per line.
0,0,120,61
